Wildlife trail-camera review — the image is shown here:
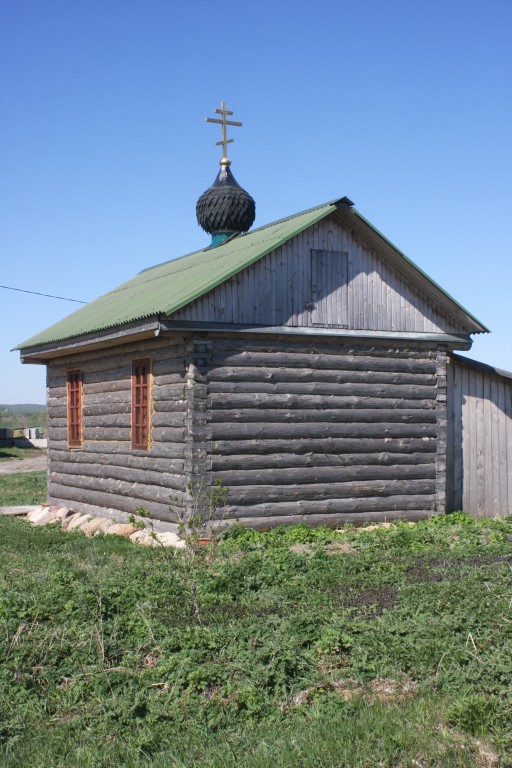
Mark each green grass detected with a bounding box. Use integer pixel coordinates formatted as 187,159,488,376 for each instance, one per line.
0,471,47,505
0,446,47,462
0,514,511,767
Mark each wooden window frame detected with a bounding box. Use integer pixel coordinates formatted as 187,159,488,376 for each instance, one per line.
131,358,151,450
67,368,83,448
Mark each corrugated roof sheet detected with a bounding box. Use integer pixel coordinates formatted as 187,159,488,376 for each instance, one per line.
16,196,488,352
16,200,338,350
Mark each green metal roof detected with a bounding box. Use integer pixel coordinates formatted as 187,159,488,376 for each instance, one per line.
16,195,488,352
16,200,338,350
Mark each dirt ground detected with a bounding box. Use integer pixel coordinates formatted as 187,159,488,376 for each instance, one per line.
0,454,48,475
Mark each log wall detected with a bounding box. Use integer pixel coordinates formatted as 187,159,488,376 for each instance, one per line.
447,356,512,516
46,331,449,529
173,217,467,335
203,335,447,529
47,335,189,523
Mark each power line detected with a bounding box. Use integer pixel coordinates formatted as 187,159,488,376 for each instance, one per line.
0,285,87,304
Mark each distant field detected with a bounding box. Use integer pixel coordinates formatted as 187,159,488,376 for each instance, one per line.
0,403,46,430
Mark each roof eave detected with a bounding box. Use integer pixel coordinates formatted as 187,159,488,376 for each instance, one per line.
18,318,161,363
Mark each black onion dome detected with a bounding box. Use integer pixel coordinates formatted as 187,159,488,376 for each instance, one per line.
196,163,256,235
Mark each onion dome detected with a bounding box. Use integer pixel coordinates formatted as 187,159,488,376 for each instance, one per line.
196,159,256,241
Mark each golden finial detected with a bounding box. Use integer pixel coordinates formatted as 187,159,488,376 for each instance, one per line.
205,101,243,166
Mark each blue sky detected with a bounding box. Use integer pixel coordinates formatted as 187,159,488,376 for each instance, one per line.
1,0,511,403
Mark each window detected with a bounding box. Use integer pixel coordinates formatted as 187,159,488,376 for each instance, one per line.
132,358,151,450
67,369,83,448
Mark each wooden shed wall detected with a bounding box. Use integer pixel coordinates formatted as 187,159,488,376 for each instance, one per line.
173,217,467,335
199,335,447,529
46,335,189,523
447,357,512,517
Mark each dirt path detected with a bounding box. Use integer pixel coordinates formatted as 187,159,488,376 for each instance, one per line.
0,454,48,475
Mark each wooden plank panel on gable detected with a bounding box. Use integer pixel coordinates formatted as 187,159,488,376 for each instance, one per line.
172,216,468,335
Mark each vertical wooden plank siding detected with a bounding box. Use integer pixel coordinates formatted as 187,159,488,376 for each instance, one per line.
174,218,468,335
447,357,512,516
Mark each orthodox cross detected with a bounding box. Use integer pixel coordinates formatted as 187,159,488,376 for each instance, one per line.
205,101,242,165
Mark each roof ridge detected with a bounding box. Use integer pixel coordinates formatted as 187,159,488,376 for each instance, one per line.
138,198,341,276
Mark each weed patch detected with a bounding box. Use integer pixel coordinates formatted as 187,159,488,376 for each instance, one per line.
0,513,510,766
0,471,47,505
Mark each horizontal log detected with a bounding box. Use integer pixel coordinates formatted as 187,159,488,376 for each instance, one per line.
82,391,133,405
47,428,68,441
208,368,437,386
208,381,437,398
83,366,131,385
224,494,436,519
50,461,186,491
211,422,438,441
153,373,187,387
211,408,437,425
83,380,131,395
83,427,132,441
47,418,67,429
151,359,187,376
48,440,185,459
209,393,435,410
152,399,188,413
84,414,131,429
47,387,66,399
48,484,180,522
49,448,185,473
83,402,131,417
47,375,67,389
47,406,66,419
212,436,437,456
152,386,187,402
211,451,435,471
220,464,434,487
50,472,180,506
211,351,437,373
212,338,436,360
225,478,435,503
221,509,434,530
151,412,186,428
151,427,187,443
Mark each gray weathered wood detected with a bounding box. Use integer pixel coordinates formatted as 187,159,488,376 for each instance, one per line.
447,356,512,516
225,478,434,503
210,408,437,424
172,215,469,335
212,450,434,471
224,493,435,518
50,461,186,490
208,366,437,386
208,380,436,398
211,421,438,440
209,393,435,410
211,436,436,455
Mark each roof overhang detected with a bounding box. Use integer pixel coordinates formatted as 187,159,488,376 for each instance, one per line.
19,318,161,364
160,320,473,350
